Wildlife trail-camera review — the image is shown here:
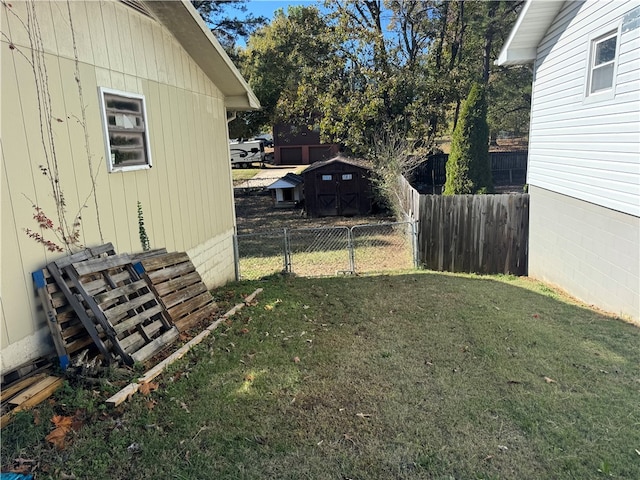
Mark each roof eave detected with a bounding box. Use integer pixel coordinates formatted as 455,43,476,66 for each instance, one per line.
496,0,565,66
143,1,260,111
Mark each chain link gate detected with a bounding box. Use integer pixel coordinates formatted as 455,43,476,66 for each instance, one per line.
235,221,417,280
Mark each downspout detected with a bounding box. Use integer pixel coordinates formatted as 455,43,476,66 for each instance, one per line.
226,109,238,279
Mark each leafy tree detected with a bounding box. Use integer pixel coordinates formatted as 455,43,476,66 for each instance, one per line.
191,1,267,53
443,83,493,195
487,64,532,142
237,6,338,136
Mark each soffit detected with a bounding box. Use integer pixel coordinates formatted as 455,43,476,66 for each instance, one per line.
496,0,565,65
143,1,260,110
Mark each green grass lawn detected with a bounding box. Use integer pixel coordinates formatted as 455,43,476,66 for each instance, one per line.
232,167,261,183
3,272,639,479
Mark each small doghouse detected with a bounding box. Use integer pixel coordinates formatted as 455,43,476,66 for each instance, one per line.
302,156,373,217
266,173,304,208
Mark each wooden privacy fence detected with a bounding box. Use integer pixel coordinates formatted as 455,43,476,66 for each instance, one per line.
416,193,529,275
412,151,528,193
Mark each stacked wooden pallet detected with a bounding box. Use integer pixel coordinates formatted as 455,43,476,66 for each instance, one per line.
137,252,219,332
1,246,219,426
33,244,217,370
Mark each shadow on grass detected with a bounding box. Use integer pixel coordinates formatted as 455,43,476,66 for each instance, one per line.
2,272,638,480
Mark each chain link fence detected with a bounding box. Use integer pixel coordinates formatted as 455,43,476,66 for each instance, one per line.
235,221,417,279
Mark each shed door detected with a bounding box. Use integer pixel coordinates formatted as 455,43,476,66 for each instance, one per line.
316,174,338,216
337,173,358,216
315,172,360,216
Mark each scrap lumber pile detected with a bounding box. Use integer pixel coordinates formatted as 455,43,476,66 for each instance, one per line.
33,243,218,370
1,374,64,428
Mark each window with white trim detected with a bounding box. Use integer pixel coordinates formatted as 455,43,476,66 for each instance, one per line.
587,30,618,96
99,88,152,172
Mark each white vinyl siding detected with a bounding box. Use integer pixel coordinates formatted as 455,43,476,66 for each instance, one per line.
527,0,640,217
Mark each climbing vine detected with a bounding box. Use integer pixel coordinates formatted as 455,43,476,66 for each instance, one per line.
137,201,150,252
1,0,103,253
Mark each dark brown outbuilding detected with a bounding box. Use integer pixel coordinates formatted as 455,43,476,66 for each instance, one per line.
302,156,374,217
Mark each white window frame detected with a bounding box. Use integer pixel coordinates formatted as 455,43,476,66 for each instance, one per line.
98,87,152,172
584,27,620,103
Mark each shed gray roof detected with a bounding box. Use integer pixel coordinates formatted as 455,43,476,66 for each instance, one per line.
267,173,304,189
302,155,372,174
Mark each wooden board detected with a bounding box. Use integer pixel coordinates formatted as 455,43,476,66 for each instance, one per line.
138,252,218,331
1,376,64,428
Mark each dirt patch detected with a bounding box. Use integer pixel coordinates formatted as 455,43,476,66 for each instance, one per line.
234,192,395,234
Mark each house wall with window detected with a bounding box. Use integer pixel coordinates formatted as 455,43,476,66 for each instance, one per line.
498,0,639,322
0,1,258,374
528,1,639,214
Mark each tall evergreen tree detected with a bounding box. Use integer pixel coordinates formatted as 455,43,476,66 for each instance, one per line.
443,83,493,195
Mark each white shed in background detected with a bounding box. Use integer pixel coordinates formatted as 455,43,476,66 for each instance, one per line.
267,173,305,208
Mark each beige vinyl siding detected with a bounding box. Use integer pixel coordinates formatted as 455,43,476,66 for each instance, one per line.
527,0,640,217
1,1,236,370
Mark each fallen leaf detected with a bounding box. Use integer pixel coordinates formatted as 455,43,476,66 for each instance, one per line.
139,382,159,396
498,445,508,451
544,376,557,384
180,402,190,413
51,415,73,429
9,464,31,474
239,328,250,334
356,413,371,419
532,314,540,318
46,426,68,450
293,356,300,363
145,400,157,410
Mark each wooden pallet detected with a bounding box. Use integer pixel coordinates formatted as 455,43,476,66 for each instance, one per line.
1,374,64,428
34,244,117,369
63,253,179,365
136,252,218,332
42,250,178,366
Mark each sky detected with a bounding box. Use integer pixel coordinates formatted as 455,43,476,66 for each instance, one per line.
230,0,322,21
